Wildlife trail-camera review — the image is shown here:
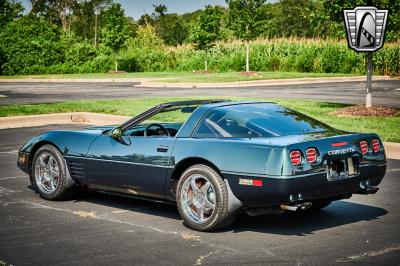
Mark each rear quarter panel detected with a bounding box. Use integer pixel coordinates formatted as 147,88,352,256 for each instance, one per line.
172,138,276,175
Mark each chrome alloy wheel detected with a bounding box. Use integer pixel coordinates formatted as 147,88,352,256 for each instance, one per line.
34,152,60,194
181,174,216,224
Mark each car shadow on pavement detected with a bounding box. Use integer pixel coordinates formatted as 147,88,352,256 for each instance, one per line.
39,186,387,234
229,200,387,235
72,190,181,220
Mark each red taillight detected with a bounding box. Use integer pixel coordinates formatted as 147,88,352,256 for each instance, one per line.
371,139,380,153
238,178,263,187
306,148,318,163
290,150,302,166
252,179,263,187
359,141,368,155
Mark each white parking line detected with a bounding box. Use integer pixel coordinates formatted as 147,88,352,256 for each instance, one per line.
0,150,18,154
386,168,400,172
0,186,22,194
336,244,400,262
0,176,26,181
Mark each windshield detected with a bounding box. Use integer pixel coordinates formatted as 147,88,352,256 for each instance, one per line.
193,103,332,138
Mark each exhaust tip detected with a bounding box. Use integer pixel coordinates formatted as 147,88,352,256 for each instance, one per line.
358,186,379,194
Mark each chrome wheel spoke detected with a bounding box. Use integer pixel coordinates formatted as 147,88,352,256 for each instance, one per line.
190,179,200,192
39,157,46,167
196,207,205,221
47,156,53,167
204,198,215,210
49,178,56,190
50,168,59,178
201,182,211,194
185,197,193,206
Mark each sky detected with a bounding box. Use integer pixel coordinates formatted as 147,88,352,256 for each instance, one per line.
19,0,227,20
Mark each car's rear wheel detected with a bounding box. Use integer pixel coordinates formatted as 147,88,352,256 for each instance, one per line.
176,164,235,232
32,144,76,200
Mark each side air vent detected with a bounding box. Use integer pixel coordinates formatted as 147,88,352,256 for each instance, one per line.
67,160,86,179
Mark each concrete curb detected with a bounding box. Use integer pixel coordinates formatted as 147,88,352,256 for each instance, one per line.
0,112,398,160
0,112,129,129
137,76,393,88
384,142,400,161
0,76,394,88
0,78,153,83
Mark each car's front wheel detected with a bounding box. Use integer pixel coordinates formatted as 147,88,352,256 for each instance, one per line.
176,164,236,231
32,144,76,200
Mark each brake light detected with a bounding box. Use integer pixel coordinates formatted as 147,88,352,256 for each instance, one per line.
290,150,302,166
359,141,368,155
332,141,348,147
371,139,380,153
239,178,263,187
306,148,318,163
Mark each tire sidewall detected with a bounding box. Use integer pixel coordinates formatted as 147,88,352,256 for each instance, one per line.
176,164,228,231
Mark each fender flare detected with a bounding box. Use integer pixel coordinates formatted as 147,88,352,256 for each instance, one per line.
224,179,243,214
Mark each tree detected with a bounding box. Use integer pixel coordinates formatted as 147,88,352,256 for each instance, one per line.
150,5,189,46
126,16,139,38
277,0,328,37
323,0,400,41
138,13,155,27
30,0,77,31
157,14,188,46
72,0,111,43
190,5,223,71
226,0,266,72
101,3,129,71
153,4,167,17
0,0,24,30
0,16,64,75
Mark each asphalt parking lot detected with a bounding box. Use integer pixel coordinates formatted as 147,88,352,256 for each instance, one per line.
0,125,399,265
0,80,399,107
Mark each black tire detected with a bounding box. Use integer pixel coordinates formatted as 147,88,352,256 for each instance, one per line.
176,164,236,232
308,199,332,211
31,144,76,200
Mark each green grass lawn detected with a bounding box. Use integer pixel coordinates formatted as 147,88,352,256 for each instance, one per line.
1,97,398,142
0,71,358,83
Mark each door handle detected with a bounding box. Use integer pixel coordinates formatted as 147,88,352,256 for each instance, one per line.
157,146,169,153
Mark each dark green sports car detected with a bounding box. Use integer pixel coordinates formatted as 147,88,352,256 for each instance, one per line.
17,100,387,231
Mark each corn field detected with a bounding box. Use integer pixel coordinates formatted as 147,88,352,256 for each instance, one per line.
119,38,400,76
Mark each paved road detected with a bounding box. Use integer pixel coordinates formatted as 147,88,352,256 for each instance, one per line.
0,125,399,265
0,80,399,107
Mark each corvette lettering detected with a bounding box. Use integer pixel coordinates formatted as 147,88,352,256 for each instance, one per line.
328,148,355,155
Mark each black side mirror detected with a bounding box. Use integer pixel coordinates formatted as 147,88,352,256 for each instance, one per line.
111,127,122,139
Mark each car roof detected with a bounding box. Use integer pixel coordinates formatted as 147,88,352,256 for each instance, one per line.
160,99,276,109
159,99,230,108
204,100,276,108
175,100,279,138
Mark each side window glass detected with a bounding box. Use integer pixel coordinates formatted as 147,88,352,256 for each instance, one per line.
193,110,228,138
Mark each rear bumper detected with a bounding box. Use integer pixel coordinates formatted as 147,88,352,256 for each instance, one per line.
223,163,386,207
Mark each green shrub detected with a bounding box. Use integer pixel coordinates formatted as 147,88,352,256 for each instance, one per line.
0,17,64,75
65,41,97,66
